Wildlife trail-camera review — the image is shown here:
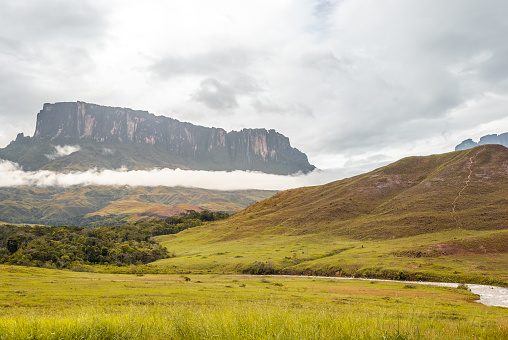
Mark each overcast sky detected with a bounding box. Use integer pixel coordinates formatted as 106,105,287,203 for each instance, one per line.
1,0,508,172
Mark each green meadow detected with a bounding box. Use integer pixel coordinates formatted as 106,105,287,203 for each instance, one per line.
0,265,507,339
155,226,508,286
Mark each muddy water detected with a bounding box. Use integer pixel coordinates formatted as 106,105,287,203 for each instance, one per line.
417,282,508,308
362,280,508,308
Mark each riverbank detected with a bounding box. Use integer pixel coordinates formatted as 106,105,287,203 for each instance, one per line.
236,274,508,308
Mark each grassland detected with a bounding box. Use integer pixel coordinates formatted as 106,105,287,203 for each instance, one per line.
151,146,508,286
154,226,508,286
0,265,507,339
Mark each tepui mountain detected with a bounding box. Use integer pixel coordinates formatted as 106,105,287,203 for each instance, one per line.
0,102,315,174
455,132,508,151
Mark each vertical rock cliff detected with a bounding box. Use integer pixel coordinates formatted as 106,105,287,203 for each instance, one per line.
455,133,508,151
2,102,314,174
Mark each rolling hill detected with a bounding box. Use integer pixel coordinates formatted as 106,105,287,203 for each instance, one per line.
0,186,277,226
154,145,508,285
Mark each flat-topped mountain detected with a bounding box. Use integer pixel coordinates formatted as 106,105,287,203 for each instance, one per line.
0,102,314,174
455,132,508,151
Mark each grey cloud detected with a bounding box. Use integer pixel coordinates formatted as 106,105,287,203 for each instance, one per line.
0,1,105,42
252,98,313,117
192,78,239,110
0,36,24,56
191,74,261,110
150,48,254,79
0,0,106,146
0,66,45,144
297,1,508,156
251,98,286,114
419,4,508,94
0,0,105,61
408,2,508,92
480,49,508,88
301,50,350,74
343,154,390,168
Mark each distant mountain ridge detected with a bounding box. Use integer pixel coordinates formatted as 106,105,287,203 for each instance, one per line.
0,102,314,174
0,186,277,227
455,132,508,151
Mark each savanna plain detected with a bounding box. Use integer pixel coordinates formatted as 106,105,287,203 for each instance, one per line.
1,265,507,340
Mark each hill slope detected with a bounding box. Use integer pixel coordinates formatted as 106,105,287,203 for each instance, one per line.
155,145,508,285
223,144,507,239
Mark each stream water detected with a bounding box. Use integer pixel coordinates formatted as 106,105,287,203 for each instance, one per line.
412,282,508,308
244,275,508,308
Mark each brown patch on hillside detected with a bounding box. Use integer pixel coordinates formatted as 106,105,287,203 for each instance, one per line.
433,242,469,256
395,232,508,258
135,204,203,219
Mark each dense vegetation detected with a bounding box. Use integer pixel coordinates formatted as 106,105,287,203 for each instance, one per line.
0,210,229,269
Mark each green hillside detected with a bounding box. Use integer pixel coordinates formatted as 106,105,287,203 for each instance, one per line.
0,141,193,172
154,145,508,285
0,186,277,226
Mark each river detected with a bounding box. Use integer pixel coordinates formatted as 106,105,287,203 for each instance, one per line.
240,275,508,308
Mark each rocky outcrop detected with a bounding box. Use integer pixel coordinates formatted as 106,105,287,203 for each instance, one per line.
455,133,508,151
3,102,314,174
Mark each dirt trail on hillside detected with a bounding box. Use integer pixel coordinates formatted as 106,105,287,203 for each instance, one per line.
451,146,486,228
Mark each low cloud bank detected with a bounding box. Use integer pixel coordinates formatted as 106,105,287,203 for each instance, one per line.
0,159,385,191
45,145,81,160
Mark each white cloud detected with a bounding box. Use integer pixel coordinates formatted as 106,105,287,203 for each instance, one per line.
101,148,114,155
45,145,81,160
0,159,368,190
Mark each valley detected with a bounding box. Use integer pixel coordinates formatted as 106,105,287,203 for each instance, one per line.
0,185,276,226
1,145,507,339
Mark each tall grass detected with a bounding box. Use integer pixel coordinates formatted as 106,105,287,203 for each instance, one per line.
0,302,506,339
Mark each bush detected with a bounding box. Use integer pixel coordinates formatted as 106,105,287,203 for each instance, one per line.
457,283,469,291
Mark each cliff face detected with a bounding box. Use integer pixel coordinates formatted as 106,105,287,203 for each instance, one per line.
455,133,508,151
5,102,314,174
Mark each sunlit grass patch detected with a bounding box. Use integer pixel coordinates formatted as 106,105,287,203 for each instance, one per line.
0,265,507,339
0,302,507,339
